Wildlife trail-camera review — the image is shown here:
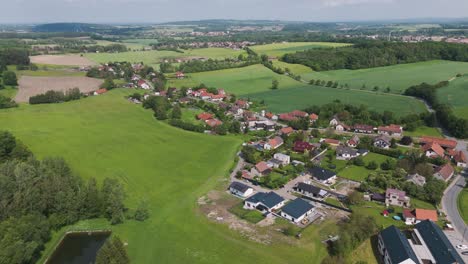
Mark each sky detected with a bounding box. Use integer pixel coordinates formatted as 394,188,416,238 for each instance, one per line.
2,0,468,24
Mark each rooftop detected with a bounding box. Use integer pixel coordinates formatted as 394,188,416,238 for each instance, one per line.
245,192,285,209
281,198,314,219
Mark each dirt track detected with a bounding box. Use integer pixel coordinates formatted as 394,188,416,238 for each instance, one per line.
30,55,97,66
16,76,103,103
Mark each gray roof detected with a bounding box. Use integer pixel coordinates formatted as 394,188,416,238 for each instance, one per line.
281,198,314,219
245,192,284,208
336,146,358,156
229,181,251,193
415,220,464,264
296,182,322,195
308,167,336,181
374,135,391,144
380,226,420,264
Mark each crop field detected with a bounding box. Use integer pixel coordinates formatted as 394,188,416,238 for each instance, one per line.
85,48,246,68
30,54,97,66
301,60,468,94
250,42,351,57
16,76,103,102
0,89,331,264
437,75,468,118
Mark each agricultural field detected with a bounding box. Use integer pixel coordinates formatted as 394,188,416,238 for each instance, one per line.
0,89,330,264
250,42,351,57
437,75,468,118
30,54,97,66
301,60,468,94
458,188,468,224
272,60,313,75
85,48,246,68
16,76,103,102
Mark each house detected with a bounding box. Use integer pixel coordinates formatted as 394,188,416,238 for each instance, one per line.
278,113,297,122
138,80,151,90
414,209,438,223
354,124,374,134
385,188,410,207
309,113,319,123
308,167,337,185
335,122,351,131
419,136,457,150
264,136,284,150
205,118,223,128
347,135,360,148
244,192,285,212
406,173,426,187
433,164,454,182
197,112,213,121
422,142,445,158
454,150,467,168
280,198,315,223
241,170,254,181
210,94,226,102
321,138,340,147
290,110,308,118
229,105,244,116
280,127,294,135
329,116,340,126
293,141,314,153
336,146,359,160
403,209,416,225
294,182,328,199
175,71,185,79
252,161,272,176
229,182,253,198
378,124,403,136
235,100,249,109
374,135,392,149
249,121,275,131
273,153,290,165
93,88,107,95
377,226,420,264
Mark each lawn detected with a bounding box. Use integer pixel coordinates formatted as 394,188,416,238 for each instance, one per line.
228,203,265,224
250,42,351,57
302,60,468,94
0,89,331,264
457,188,468,224
85,48,246,68
404,126,442,137
437,75,468,119
346,238,378,264
180,107,204,124
169,64,427,116
335,153,396,182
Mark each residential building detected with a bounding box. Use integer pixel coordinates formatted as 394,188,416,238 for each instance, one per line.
454,150,467,168
374,135,392,149
309,113,319,123
336,146,359,160
280,126,294,135
419,136,457,150
273,153,290,165
294,182,328,199
377,225,420,264
205,118,223,128
248,121,275,131
321,138,340,147
385,188,410,207
293,141,314,153
433,164,454,182
93,88,107,95
244,192,285,212
378,124,403,136
406,174,426,187
280,198,315,223
252,161,272,176
422,142,445,158
354,124,374,134
308,167,337,185
403,209,416,225
138,80,151,90
229,182,253,198
335,122,351,131
264,136,284,150
347,135,360,148
197,112,213,121
414,209,438,223
329,116,340,126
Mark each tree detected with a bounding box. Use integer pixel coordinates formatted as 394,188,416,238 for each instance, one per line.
96,236,130,264
154,105,168,120
171,104,182,119
390,138,397,148
101,178,125,225
366,161,378,170
134,200,150,221
347,191,364,205
0,131,16,162
101,77,116,90
3,71,18,86
400,136,413,146
271,79,279,90
82,178,101,218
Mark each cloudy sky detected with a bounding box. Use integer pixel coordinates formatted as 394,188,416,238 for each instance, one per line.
2,0,467,24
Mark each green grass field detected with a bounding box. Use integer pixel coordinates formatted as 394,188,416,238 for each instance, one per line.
338,153,396,182
404,126,443,137
0,89,331,264
437,75,468,119
250,42,351,57
272,60,313,75
301,60,468,94
458,188,468,224
85,48,246,68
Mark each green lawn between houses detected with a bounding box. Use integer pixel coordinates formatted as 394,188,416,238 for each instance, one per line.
337,153,397,182
249,42,352,57
0,89,333,264
457,188,468,225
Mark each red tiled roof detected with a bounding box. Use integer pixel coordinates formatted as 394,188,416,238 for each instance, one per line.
378,124,402,134
422,142,445,157
354,124,374,131
255,161,270,173
265,112,274,119
278,113,297,121
420,136,457,149
403,209,415,219
324,138,340,145
293,141,314,153
290,110,308,118
414,209,438,222
241,170,253,180
268,136,283,148
434,164,454,180
280,127,294,135
197,112,213,121
95,88,107,94
455,151,467,163
236,100,247,107
309,113,319,120
205,118,223,127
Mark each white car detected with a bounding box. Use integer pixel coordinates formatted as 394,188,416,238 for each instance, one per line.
456,245,468,250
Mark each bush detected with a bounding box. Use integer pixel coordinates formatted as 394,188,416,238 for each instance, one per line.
29,88,81,104
2,71,17,86
366,161,378,170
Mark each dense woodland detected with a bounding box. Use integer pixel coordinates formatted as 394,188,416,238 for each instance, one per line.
282,41,468,71
0,131,138,264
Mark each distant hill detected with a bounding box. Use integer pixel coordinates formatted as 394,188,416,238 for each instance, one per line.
32,23,115,33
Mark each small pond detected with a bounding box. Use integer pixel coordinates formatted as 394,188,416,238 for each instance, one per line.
46,231,111,264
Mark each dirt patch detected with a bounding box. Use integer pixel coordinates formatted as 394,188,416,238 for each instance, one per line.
16,76,103,103
30,55,97,66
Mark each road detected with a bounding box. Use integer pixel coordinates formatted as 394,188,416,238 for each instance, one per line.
442,170,468,242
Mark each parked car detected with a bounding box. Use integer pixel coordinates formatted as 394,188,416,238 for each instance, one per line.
462,251,468,256
456,245,468,250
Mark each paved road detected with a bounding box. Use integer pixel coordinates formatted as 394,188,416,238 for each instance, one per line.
442,171,468,242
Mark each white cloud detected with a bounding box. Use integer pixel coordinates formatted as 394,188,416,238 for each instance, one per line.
322,0,393,7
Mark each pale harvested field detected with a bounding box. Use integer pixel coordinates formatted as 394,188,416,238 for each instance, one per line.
16,76,103,102
30,54,97,66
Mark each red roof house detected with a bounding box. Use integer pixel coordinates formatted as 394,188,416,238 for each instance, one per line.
377,124,403,136
280,127,294,135
420,136,457,150
197,112,213,121
454,150,467,167
94,88,107,95
414,208,438,222
422,142,445,158
175,71,185,79
309,113,319,122
205,118,223,127
433,164,454,182
293,141,314,153
255,161,271,175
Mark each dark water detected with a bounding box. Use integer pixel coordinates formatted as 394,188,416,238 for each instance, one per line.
46,232,111,264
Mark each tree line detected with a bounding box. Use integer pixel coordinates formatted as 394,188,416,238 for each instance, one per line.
282,41,468,71
29,88,82,104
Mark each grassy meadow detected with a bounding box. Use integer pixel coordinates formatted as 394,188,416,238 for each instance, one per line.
301,60,468,94
0,89,331,264
458,188,468,224
250,42,351,57
437,75,468,118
